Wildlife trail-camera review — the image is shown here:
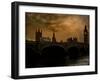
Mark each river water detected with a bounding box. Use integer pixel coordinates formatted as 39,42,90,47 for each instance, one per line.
67,56,89,66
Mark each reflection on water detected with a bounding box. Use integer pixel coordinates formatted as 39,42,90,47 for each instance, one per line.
66,55,89,66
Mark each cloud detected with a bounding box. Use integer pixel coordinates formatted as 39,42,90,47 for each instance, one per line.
26,13,89,42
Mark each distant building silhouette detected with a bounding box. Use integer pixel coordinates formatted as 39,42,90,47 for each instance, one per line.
35,29,42,42
84,25,89,44
35,25,89,44
40,37,51,42
67,38,72,42
67,37,77,43
60,40,63,43
73,37,77,42
52,32,56,43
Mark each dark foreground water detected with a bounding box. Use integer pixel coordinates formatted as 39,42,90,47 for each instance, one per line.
67,56,89,66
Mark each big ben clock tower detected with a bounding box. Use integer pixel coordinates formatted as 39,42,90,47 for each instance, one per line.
84,25,89,44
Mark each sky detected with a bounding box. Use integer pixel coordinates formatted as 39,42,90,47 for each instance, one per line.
25,12,89,42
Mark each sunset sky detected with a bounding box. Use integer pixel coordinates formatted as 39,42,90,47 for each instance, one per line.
25,12,89,42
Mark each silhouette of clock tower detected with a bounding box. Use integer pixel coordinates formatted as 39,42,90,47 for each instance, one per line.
84,25,89,44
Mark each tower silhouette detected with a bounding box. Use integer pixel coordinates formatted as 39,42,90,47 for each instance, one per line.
52,32,56,43
35,28,42,42
84,25,88,44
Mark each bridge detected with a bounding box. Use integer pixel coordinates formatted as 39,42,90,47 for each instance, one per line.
26,40,89,56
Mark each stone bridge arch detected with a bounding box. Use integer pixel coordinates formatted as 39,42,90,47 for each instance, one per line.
67,46,80,60
40,44,66,52
40,44,68,66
